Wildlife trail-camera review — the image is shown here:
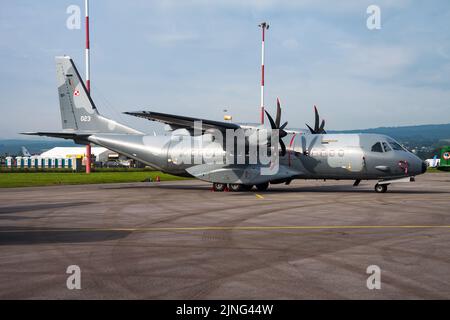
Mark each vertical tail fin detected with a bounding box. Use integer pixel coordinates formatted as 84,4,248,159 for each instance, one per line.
55,56,141,134
21,146,31,157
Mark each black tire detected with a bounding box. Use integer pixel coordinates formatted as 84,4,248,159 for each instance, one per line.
213,183,227,192
255,182,269,191
374,184,387,193
242,185,254,191
229,184,244,192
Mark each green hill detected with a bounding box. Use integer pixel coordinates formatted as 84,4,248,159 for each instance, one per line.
0,139,76,156
2,123,450,159
332,123,450,145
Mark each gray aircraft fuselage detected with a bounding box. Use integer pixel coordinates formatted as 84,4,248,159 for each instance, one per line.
88,131,426,182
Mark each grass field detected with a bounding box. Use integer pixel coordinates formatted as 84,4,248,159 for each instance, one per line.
0,171,189,188
426,167,449,173
0,167,446,188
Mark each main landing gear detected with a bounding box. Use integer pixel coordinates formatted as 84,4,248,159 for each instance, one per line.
212,183,227,192
212,183,269,192
228,183,244,192
255,182,269,191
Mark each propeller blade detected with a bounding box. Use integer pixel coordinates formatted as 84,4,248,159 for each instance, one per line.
301,135,308,155
306,123,315,134
265,104,288,156
279,139,286,156
314,105,320,132
319,119,325,133
275,98,281,128
307,106,326,134
265,110,276,130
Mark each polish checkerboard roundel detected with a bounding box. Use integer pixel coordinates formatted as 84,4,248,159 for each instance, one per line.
73,90,80,96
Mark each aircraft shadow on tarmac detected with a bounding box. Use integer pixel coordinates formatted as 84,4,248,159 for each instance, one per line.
251,186,450,194
0,226,131,246
0,202,131,246
0,202,95,215
0,202,98,223
114,183,449,194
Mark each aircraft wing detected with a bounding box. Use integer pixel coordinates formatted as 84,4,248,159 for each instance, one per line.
124,111,241,131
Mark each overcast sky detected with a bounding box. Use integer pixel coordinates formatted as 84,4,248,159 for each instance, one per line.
1,0,450,138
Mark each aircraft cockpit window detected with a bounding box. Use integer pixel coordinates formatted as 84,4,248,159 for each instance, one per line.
371,142,383,153
382,142,392,152
387,140,405,151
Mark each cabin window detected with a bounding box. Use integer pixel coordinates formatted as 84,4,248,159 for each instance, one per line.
382,142,392,152
371,142,383,153
387,140,405,151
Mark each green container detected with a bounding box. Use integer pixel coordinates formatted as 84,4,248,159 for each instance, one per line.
438,146,450,171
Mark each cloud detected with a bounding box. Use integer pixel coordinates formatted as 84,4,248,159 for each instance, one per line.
145,32,199,46
1,0,450,138
281,38,300,50
154,0,412,13
333,42,417,79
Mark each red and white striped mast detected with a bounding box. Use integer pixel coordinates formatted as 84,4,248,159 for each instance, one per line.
258,22,269,124
84,0,91,173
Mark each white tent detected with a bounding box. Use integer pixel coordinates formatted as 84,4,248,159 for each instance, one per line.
40,147,116,162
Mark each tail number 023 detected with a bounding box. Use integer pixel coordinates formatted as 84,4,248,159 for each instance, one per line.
80,116,91,122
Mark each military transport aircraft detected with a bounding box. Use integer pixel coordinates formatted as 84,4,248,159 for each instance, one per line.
24,56,427,193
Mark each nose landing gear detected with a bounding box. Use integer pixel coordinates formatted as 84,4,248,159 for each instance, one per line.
374,176,415,193
374,183,388,193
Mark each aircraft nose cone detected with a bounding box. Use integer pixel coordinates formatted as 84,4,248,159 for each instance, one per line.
422,161,428,174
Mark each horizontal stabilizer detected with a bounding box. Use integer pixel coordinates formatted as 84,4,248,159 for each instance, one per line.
21,131,91,144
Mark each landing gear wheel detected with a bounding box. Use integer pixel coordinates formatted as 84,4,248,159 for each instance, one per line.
374,184,388,193
213,183,227,192
242,185,254,191
229,184,244,192
255,182,269,192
